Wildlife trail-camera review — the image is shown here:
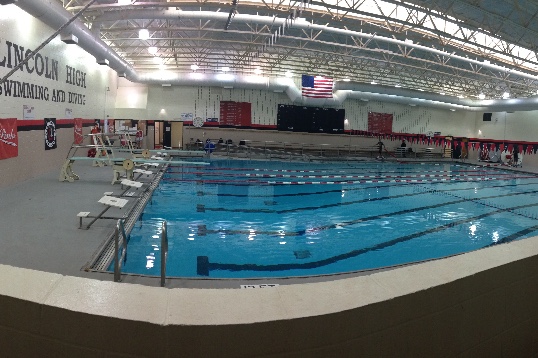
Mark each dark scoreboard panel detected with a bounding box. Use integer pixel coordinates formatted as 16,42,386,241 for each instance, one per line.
277,105,345,133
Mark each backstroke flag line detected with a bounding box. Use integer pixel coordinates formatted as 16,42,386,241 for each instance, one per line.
301,75,333,98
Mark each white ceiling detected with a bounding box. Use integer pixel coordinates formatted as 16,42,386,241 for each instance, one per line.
56,0,538,100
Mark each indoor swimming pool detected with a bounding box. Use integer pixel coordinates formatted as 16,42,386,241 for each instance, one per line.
111,159,538,278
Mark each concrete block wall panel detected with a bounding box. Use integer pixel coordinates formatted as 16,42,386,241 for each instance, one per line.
0,9,113,119
1,236,538,356
146,85,293,126
0,6,116,188
0,127,90,189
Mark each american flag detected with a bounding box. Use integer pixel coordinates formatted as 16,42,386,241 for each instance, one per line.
302,75,334,98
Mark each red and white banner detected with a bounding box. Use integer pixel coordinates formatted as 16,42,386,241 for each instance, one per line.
0,118,18,160
74,118,83,144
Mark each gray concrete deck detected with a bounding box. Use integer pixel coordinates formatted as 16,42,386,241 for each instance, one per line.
1,155,533,289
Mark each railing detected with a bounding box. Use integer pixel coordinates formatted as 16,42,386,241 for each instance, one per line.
113,219,128,282
160,221,168,287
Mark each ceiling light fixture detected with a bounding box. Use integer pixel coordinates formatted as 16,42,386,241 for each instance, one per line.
478,93,485,99
254,67,262,75
191,64,199,71
285,71,293,78
503,92,510,99
139,29,149,40
221,66,230,72
148,46,157,55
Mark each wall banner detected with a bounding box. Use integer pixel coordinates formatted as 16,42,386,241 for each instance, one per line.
0,118,18,160
74,118,83,144
44,118,57,150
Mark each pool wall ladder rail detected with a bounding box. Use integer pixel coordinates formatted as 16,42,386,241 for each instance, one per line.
113,219,169,287
113,219,128,282
160,221,168,287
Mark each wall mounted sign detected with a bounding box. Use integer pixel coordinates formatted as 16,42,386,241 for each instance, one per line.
44,118,57,150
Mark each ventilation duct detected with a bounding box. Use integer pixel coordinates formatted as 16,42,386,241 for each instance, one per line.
14,0,538,112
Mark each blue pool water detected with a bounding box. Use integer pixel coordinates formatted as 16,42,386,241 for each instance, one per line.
113,159,538,278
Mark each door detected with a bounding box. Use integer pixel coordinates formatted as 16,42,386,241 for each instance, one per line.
163,121,172,148
171,122,184,149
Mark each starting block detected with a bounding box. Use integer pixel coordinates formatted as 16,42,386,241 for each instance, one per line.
78,195,129,229
121,179,143,189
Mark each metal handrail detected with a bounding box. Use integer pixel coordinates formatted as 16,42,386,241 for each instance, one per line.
113,219,128,282
160,221,168,287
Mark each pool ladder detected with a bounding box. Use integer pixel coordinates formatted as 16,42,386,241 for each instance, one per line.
113,219,128,283
114,219,169,287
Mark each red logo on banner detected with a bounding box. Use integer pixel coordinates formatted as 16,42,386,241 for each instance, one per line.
0,118,18,160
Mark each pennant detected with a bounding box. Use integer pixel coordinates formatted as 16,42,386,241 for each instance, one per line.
0,118,18,160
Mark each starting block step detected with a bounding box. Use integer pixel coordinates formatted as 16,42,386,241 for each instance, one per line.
98,195,129,208
121,179,143,188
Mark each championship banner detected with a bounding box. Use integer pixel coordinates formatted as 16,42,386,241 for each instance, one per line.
74,118,83,144
0,118,18,160
44,118,57,150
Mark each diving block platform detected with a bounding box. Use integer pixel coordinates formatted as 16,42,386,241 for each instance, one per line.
77,195,129,230
121,179,143,188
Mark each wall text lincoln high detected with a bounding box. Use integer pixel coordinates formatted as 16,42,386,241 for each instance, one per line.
0,39,87,105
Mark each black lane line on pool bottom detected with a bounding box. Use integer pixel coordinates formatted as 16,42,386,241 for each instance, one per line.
196,188,538,217
195,190,538,236
196,201,538,275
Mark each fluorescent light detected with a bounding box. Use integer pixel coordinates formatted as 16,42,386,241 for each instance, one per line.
152,56,162,64
371,81,377,85
478,93,485,99
503,92,510,99
139,29,149,40
439,92,445,95
191,64,199,71
285,71,293,78
221,66,230,72
254,67,262,75
148,46,157,55
342,78,350,82
450,109,456,111
395,84,401,87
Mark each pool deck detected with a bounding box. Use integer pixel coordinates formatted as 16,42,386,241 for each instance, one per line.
0,155,534,289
